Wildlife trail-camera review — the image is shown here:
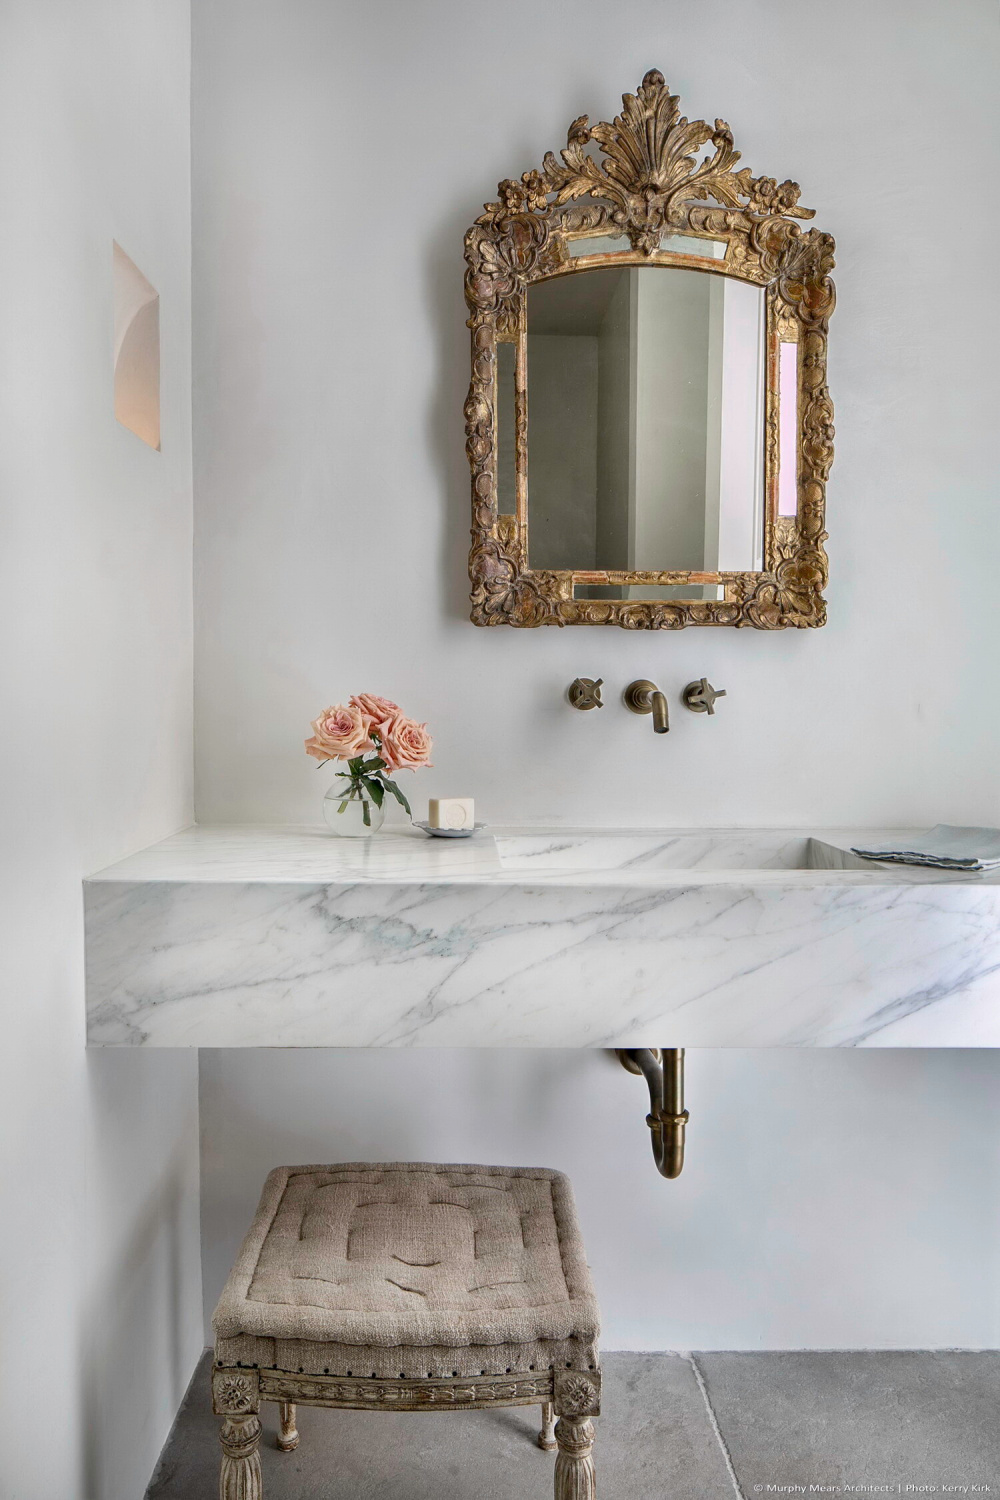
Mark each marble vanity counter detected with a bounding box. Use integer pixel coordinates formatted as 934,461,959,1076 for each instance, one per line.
85,826,1000,1048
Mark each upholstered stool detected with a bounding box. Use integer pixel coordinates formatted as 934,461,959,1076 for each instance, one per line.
211,1162,601,1499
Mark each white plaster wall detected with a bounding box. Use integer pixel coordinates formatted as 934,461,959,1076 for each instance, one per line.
633,269,710,570
191,0,1000,830
0,4,202,1496
705,277,766,571
524,333,599,569
596,271,633,569
200,1049,1000,1350
191,0,1000,1349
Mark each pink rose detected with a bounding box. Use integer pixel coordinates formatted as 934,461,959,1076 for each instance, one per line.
349,693,400,730
304,703,373,763
380,712,433,773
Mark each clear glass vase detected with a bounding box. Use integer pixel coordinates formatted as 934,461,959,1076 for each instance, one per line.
322,783,385,837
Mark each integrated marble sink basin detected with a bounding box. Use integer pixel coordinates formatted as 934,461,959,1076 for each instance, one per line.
496,832,849,873
84,826,1000,1049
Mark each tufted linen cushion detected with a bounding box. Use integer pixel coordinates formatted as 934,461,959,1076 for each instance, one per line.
213,1163,600,1380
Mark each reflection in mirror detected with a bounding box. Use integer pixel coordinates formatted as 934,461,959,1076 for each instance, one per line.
659,234,726,259
526,267,765,576
567,233,629,257
777,341,799,517
496,341,517,515
567,233,727,260
575,583,725,601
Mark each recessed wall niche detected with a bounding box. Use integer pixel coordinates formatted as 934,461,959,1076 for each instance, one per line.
113,242,160,450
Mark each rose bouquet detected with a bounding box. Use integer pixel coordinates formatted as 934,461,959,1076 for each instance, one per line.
305,693,432,829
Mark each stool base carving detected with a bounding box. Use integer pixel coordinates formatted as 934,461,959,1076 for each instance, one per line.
213,1364,600,1497
554,1418,596,1500
219,1414,262,1500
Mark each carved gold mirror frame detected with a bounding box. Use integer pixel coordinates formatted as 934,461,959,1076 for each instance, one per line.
464,69,835,629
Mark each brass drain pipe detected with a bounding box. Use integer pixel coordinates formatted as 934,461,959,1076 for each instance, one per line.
616,1048,689,1178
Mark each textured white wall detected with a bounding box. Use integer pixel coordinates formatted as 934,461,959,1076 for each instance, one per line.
191,0,1000,830
190,0,1000,1349
200,1049,1000,1350
0,4,202,1496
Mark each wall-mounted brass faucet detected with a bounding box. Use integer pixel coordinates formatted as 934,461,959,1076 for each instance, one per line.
576,677,725,729
623,679,669,733
616,1048,689,1178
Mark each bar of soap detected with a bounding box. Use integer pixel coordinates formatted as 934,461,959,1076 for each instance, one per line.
428,797,475,831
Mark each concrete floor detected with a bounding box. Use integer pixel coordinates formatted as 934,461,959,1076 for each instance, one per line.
147,1349,1000,1498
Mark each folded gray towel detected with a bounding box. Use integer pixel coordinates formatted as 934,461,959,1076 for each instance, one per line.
851,824,1000,871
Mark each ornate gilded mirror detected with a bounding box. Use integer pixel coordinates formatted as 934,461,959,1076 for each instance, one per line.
464,69,835,629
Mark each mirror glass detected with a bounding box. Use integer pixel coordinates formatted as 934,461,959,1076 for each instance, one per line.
496,341,516,514
567,232,727,260
524,266,766,575
574,583,725,601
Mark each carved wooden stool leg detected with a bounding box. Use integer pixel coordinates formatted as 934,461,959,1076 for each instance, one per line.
219,1413,262,1500
538,1401,557,1451
554,1416,595,1500
277,1401,299,1452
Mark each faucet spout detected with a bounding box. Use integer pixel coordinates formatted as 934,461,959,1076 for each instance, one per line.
623,679,670,733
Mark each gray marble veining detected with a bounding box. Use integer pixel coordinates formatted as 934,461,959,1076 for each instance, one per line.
84,826,1000,1048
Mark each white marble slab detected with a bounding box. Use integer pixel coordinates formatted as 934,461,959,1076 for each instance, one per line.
84,826,1000,1048
88,823,505,882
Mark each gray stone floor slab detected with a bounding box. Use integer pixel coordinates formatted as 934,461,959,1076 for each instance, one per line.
696,1350,1000,1495
147,1349,1000,1498
146,1349,734,1499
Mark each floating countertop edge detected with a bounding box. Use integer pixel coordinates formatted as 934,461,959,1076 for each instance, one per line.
84,823,1000,886
84,825,1000,1050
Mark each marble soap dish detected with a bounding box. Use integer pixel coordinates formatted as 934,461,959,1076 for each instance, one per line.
413,822,487,839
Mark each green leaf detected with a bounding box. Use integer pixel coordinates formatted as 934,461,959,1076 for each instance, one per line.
381,777,412,817
360,777,384,807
